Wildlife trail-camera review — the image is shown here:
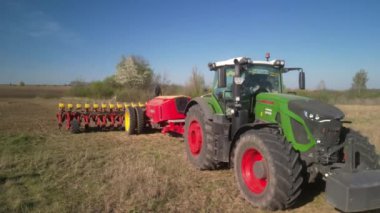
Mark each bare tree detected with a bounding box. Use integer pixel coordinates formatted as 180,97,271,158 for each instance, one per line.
152,72,171,95
152,72,170,86
316,80,326,90
186,66,205,97
352,69,368,95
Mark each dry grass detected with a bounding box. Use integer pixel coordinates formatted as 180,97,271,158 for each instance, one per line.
338,105,380,152
0,85,69,99
0,97,379,212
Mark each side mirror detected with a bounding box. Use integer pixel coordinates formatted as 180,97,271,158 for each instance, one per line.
299,71,305,90
218,68,226,88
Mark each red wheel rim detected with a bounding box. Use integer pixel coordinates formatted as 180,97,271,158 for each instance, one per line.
188,120,203,156
241,148,268,194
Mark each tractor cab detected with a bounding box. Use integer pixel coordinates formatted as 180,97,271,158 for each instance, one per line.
209,55,305,121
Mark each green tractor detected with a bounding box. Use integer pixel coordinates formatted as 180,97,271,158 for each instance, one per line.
184,56,380,212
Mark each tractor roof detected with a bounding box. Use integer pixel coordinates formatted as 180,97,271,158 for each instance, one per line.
212,57,279,68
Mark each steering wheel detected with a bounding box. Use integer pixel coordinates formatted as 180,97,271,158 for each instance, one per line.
252,85,271,94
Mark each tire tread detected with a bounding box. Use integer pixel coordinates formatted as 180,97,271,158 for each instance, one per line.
234,128,304,210
184,105,217,170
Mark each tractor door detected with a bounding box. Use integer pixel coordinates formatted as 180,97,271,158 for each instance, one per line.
213,66,235,113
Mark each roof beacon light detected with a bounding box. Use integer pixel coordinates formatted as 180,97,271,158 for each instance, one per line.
265,52,270,61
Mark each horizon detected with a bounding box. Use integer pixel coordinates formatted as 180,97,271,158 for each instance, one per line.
1,0,379,90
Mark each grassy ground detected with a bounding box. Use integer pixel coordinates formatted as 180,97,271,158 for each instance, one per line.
0,85,70,99
0,97,379,213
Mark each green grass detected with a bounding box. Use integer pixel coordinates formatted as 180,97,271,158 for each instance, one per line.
0,134,55,212
2,135,58,212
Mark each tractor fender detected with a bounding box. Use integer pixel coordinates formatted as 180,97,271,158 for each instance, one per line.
185,97,213,120
231,122,278,151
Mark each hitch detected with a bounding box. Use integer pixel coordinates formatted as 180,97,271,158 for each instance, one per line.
345,137,357,172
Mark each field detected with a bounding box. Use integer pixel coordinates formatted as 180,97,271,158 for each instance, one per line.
0,85,70,99
1,87,380,212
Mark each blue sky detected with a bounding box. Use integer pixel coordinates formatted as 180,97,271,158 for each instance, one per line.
0,0,379,89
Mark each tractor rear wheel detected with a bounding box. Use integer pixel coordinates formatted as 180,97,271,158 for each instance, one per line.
125,107,137,135
70,118,80,134
184,104,216,170
135,107,145,134
342,128,380,169
233,129,303,210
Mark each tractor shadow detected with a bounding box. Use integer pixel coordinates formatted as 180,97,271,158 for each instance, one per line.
292,176,326,209
79,127,124,134
77,126,162,135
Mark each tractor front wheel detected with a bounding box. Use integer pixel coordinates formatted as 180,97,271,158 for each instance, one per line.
233,129,303,210
342,128,380,169
184,104,216,170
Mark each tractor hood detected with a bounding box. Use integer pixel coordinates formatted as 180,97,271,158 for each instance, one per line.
256,93,345,120
288,99,344,120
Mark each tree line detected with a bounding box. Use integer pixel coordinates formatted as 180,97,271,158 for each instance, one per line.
69,55,206,101
69,54,376,103
316,69,369,94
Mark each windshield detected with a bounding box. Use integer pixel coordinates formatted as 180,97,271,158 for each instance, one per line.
212,64,282,113
242,65,282,94
221,65,282,94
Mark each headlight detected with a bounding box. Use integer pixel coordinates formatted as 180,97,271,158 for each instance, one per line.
226,107,234,116
304,111,320,121
274,60,285,67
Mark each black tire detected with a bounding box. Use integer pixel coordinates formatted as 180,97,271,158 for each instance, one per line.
342,128,379,170
84,124,89,132
125,107,137,135
135,107,145,134
184,104,216,170
70,118,80,134
233,129,304,210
